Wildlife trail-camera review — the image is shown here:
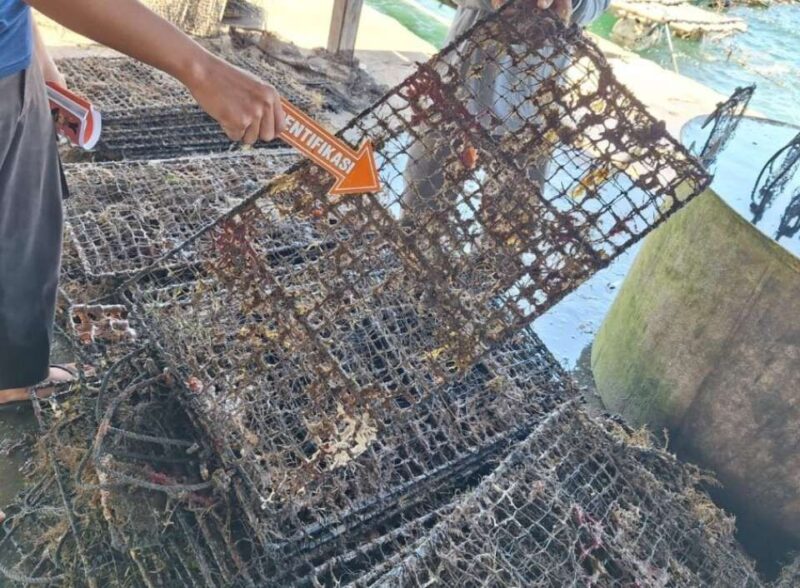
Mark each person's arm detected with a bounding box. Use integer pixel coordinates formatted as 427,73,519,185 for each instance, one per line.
32,18,66,86
25,0,285,144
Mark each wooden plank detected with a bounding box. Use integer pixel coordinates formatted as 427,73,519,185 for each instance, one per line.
327,0,364,58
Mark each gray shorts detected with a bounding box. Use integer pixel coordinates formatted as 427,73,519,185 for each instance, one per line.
0,64,67,389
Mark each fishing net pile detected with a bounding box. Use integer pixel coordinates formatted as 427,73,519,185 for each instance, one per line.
0,2,773,585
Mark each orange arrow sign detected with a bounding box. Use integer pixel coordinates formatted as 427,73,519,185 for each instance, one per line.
279,99,381,196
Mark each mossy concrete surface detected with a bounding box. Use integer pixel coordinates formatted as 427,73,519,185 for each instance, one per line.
592,189,800,539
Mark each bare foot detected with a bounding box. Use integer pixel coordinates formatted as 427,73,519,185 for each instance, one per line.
0,365,78,406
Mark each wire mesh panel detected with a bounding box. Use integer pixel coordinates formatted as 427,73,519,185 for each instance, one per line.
63,150,299,281
375,404,763,588
57,44,323,113
57,55,190,111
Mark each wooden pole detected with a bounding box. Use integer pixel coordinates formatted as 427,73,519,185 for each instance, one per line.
327,0,364,59
664,24,680,74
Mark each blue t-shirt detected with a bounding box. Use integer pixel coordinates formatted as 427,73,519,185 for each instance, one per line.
0,0,32,79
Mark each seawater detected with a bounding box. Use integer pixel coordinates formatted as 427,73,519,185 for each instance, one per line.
626,5,800,127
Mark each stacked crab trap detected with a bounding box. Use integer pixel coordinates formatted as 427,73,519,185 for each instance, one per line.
0,2,777,586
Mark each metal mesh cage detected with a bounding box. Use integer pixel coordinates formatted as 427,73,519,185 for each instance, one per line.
124,2,709,400
1,3,739,586
373,404,762,587
1,342,767,587
0,330,575,586
751,132,800,226
98,4,711,581
63,150,299,282
0,370,764,586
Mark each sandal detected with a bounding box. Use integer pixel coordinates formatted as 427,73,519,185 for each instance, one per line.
0,364,92,406
40,364,79,384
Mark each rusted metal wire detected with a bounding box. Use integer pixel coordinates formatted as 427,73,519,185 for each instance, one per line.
63,150,299,282
57,44,324,161
693,84,755,170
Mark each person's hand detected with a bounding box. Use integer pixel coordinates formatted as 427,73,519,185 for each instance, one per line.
537,0,573,23
33,21,67,87
493,0,573,24
186,53,286,145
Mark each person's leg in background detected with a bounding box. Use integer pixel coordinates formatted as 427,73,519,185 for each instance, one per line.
0,63,70,402
400,127,454,220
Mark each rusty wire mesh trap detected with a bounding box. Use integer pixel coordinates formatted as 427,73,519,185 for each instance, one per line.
373,404,762,587
2,345,767,586
2,1,765,586
62,150,299,285
121,0,710,377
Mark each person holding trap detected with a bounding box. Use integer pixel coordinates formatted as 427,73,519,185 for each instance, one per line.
0,0,287,404
401,0,609,232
